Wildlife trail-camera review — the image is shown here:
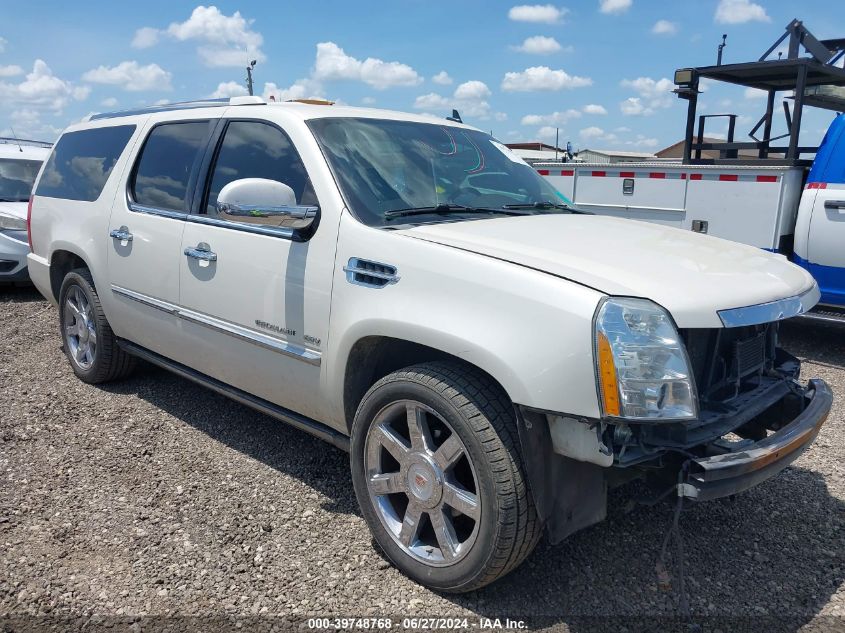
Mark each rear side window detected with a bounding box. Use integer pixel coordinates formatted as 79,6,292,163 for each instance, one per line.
131,121,210,212
35,125,135,202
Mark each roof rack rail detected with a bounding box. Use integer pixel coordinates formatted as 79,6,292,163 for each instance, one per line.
87,95,266,122
0,137,52,148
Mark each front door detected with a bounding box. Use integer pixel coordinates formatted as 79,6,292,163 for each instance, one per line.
176,118,334,422
107,117,216,356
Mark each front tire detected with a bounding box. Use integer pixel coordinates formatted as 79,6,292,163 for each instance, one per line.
59,268,136,384
350,362,541,592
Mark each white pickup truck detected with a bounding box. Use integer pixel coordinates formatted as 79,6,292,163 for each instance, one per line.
27,96,832,592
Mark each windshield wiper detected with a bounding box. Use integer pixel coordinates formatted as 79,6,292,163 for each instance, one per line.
502,201,589,214
384,203,526,220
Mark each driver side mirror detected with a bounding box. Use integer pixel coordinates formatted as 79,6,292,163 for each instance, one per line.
216,178,318,232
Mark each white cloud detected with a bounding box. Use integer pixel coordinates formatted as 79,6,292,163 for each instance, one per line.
512,36,562,54
599,0,632,15
620,97,647,116
501,66,592,91
619,76,674,114
314,42,422,90
131,26,160,48
521,109,581,126
414,80,493,119
82,61,172,92
744,87,768,99
431,71,453,85
133,6,265,68
210,80,248,98
0,60,89,111
715,0,769,24
262,78,323,102
100,97,119,108
453,80,490,100
652,19,678,35
580,126,606,139
508,4,568,23
0,65,23,78
582,104,607,115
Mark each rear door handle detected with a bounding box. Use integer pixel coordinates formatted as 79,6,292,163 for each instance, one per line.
824,200,845,209
184,243,217,262
109,227,133,242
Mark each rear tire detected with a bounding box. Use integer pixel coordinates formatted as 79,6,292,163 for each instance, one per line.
350,361,541,592
59,268,136,384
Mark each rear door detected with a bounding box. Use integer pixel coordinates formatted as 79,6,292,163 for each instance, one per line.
107,116,217,356
175,117,334,421
803,118,845,307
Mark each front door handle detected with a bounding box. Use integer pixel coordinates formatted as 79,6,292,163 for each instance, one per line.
109,227,133,242
824,200,845,210
184,243,217,262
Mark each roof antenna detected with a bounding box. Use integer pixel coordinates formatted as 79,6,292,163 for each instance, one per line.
446,109,462,123
9,127,23,152
717,33,728,66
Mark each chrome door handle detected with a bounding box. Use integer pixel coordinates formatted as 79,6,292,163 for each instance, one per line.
109,227,133,241
184,244,217,262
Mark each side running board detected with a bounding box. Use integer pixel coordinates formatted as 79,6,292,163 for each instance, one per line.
117,339,350,452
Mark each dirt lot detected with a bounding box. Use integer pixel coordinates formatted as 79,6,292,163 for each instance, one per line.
1,286,844,632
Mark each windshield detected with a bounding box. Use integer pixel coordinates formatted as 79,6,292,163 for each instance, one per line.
308,117,572,226
0,158,42,202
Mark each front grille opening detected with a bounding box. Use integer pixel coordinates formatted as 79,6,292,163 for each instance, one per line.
681,322,785,406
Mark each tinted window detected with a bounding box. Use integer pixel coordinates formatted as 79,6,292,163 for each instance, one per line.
0,159,43,202
205,120,315,215
132,121,210,211
36,125,135,202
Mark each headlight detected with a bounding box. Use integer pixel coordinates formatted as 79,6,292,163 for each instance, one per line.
594,297,697,420
0,214,26,231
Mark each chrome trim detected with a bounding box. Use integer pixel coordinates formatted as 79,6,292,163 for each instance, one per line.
717,287,818,328
186,214,297,239
110,285,321,366
111,285,178,314
344,258,400,288
216,201,318,231
127,202,188,221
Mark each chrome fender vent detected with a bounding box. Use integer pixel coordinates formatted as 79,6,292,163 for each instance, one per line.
344,258,400,288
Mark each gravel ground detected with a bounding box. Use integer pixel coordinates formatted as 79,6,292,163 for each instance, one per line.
1,286,844,632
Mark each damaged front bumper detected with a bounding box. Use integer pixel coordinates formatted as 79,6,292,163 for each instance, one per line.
681,378,832,501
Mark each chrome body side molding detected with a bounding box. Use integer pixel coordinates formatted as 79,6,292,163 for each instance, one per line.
111,285,321,366
116,339,347,451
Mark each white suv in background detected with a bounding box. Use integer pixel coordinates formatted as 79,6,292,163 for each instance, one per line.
0,138,51,284
26,96,832,592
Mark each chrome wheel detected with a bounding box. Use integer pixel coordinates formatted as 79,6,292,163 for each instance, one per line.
364,400,480,567
63,285,97,370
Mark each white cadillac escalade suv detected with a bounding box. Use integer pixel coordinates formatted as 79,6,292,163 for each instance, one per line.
27,96,832,592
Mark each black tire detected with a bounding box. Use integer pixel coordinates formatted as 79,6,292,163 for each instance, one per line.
58,268,136,384
350,361,541,592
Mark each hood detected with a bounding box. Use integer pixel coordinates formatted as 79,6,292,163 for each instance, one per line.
400,214,817,328
0,201,27,221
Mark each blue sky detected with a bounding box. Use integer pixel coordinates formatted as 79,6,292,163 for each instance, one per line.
0,0,841,152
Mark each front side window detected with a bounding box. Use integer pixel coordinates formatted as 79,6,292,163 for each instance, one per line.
308,117,572,227
36,125,135,202
132,121,210,212
204,120,315,216
0,158,43,202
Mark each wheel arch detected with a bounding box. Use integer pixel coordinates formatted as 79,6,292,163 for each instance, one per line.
340,331,517,435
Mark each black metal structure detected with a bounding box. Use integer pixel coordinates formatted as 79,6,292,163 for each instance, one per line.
674,19,845,166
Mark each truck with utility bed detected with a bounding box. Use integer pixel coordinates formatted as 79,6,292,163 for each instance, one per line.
27,95,832,591
539,19,845,321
